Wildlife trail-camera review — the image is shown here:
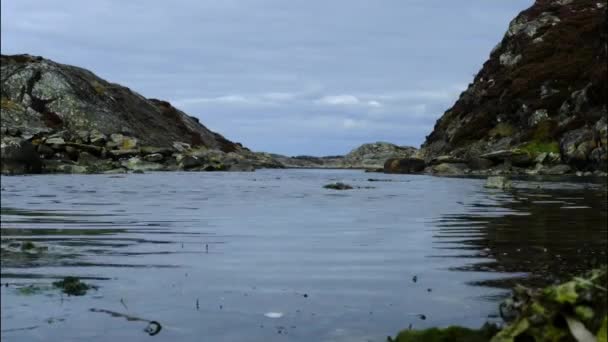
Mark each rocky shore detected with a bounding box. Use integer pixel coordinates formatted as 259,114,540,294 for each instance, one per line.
0,54,282,175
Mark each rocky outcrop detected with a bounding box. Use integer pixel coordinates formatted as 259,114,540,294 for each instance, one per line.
341,142,417,169
0,54,282,174
419,0,607,175
272,142,418,170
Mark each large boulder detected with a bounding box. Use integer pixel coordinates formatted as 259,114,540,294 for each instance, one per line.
559,128,595,169
384,158,426,174
1,138,42,174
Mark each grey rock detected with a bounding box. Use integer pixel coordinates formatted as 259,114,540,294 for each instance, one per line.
560,128,594,166
108,149,140,159
540,164,572,175
143,153,164,163
45,137,65,146
121,157,164,172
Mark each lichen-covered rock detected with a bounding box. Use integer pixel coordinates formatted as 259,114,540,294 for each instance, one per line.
341,142,418,169
0,54,284,174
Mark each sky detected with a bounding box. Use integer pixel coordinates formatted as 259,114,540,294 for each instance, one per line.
1,0,533,156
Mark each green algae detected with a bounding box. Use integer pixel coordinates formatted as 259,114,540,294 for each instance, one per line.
53,276,95,296
389,324,499,342
388,267,607,342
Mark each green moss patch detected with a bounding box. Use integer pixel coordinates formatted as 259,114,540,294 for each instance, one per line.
489,123,515,138
389,324,499,342
517,141,560,156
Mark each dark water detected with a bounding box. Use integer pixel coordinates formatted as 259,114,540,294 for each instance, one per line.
1,170,606,341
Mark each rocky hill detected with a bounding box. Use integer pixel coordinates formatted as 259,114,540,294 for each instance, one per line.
399,0,607,176
271,142,417,170
1,54,281,174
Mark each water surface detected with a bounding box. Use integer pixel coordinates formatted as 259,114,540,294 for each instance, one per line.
1,170,606,341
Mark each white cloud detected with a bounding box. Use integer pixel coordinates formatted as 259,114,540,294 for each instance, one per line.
367,100,382,107
316,95,361,106
315,95,383,108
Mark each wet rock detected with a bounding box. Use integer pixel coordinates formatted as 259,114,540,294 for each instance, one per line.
484,176,512,189
121,157,164,172
467,157,495,170
589,147,607,172
384,158,426,174
65,142,102,156
430,163,468,175
37,144,55,157
103,168,128,174
480,149,534,167
1,138,42,174
108,149,140,159
560,128,594,168
227,162,255,172
323,182,353,190
539,164,572,175
178,155,203,170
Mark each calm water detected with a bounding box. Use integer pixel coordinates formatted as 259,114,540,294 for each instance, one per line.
1,170,606,341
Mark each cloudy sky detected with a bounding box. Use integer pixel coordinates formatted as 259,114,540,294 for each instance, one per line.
1,0,532,156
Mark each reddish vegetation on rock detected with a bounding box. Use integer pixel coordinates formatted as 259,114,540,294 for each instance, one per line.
422,0,607,172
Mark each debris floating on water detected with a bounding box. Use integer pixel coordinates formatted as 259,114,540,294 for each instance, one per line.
264,312,284,318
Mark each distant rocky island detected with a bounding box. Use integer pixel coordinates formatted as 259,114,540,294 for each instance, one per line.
1,0,606,176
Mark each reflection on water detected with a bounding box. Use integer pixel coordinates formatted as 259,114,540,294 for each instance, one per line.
1,170,606,342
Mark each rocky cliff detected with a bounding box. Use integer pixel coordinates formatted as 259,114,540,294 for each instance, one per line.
0,54,281,174
417,0,607,176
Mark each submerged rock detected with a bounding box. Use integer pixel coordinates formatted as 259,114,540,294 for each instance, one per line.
485,176,512,189
323,182,354,190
